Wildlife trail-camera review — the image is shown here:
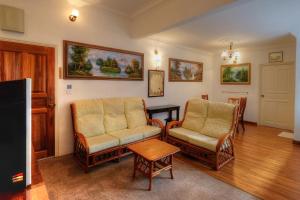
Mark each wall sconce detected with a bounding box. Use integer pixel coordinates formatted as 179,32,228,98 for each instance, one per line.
69,9,79,22
154,49,161,69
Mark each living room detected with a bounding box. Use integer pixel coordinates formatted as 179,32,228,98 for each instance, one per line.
0,0,300,199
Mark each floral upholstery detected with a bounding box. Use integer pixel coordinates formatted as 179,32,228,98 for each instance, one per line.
73,99,105,137
124,97,147,128
182,98,208,132
103,98,128,133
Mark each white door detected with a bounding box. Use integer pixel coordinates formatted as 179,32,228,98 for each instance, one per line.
260,63,295,130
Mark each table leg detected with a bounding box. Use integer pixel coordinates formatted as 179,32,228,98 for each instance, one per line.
133,154,137,180
170,155,174,179
176,108,180,121
149,113,153,120
148,161,153,191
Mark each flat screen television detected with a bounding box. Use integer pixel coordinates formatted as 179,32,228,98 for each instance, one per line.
0,79,31,193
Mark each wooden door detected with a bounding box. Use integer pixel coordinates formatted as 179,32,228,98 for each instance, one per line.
260,63,295,130
0,40,55,159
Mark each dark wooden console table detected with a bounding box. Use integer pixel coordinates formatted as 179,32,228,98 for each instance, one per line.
146,104,180,124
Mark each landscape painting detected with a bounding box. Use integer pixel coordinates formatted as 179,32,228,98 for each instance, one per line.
221,63,251,85
169,58,203,82
63,41,144,80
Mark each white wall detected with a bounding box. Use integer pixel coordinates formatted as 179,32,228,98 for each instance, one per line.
0,0,213,155
294,36,300,141
210,44,296,123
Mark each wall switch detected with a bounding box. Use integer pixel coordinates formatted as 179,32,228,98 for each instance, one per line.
66,84,72,95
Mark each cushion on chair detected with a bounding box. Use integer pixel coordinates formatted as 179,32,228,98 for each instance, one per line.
103,98,127,133
73,99,105,137
86,134,119,154
109,129,144,145
169,127,217,151
182,99,208,132
200,102,235,138
124,97,147,129
134,125,161,138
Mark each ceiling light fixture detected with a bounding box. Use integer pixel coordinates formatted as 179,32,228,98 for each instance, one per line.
69,9,79,22
221,42,240,63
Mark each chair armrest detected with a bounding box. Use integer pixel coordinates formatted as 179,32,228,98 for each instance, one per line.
166,120,183,136
216,133,234,153
75,132,88,152
147,118,164,130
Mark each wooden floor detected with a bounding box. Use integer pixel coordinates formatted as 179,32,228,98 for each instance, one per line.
4,124,300,200
178,124,300,200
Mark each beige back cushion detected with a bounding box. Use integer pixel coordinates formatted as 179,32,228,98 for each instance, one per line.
182,99,208,132
103,98,127,133
201,102,235,138
124,97,147,129
73,99,105,137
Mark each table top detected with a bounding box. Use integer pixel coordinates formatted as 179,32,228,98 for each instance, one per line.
146,104,180,111
128,139,180,161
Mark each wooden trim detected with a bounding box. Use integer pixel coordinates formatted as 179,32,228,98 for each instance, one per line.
168,58,203,82
244,121,257,126
63,40,144,81
293,140,300,145
148,69,165,97
220,63,251,85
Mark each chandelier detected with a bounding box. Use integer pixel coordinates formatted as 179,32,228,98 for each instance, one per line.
221,42,240,63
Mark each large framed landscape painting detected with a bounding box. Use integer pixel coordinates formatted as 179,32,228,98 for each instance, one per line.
221,63,251,85
63,40,144,80
169,58,203,82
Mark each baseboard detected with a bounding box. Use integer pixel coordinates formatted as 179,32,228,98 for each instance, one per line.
244,121,257,126
293,140,300,145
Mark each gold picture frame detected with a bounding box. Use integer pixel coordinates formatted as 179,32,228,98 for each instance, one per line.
221,63,251,85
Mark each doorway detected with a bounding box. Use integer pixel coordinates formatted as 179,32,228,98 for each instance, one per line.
0,40,55,159
259,62,295,130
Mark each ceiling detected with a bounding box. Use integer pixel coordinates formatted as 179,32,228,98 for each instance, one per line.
68,0,299,51
67,0,163,17
150,0,298,50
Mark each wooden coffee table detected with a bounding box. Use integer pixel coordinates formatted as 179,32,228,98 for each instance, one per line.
128,139,180,191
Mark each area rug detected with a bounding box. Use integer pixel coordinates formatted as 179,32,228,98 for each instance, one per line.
278,131,294,139
39,155,257,200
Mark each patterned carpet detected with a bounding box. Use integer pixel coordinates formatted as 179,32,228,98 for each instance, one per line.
39,155,257,200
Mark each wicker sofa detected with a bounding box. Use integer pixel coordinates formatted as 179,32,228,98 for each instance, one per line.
166,98,237,170
71,97,164,172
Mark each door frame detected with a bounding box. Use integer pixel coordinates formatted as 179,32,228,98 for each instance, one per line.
0,38,57,157
259,61,295,130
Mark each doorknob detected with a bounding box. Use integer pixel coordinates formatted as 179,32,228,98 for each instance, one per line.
261,94,265,98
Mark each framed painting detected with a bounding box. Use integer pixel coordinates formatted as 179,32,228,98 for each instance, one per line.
169,58,203,82
221,63,251,85
63,40,144,80
269,51,283,63
148,70,164,97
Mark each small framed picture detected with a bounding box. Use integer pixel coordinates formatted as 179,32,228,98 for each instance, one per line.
148,70,164,97
269,51,283,63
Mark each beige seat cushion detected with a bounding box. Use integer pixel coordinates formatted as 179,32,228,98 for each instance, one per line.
182,99,208,132
124,97,147,129
86,134,119,154
169,127,218,152
134,125,161,138
109,129,144,145
73,99,105,137
103,98,127,133
201,102,235,138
